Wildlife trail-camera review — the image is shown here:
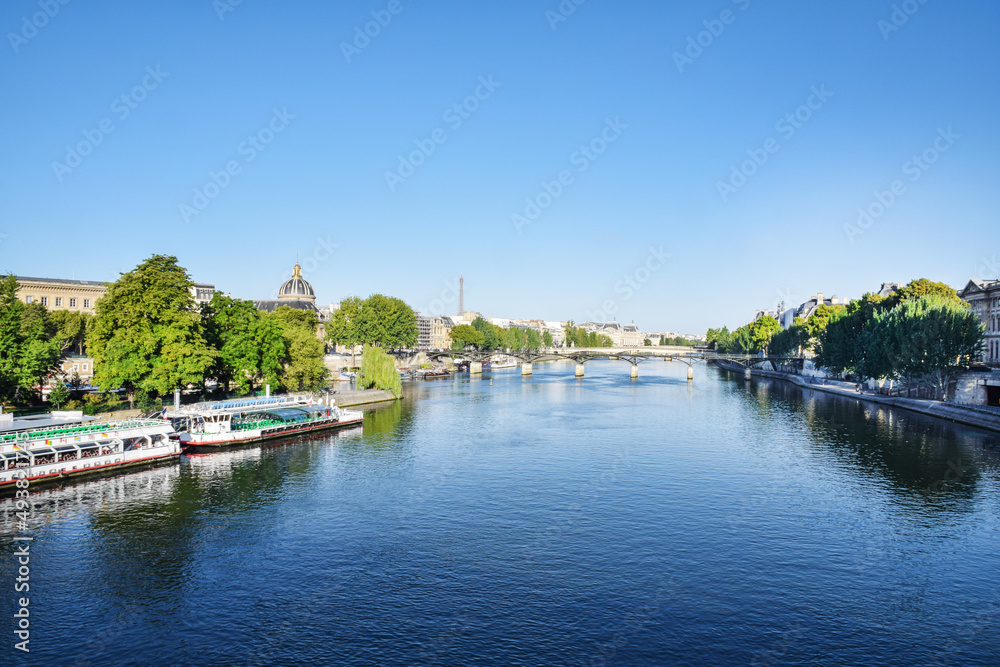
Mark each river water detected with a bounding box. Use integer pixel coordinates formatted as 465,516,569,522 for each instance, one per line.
3,361,999,666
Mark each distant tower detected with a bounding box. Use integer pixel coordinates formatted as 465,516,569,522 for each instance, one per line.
458,274,464,315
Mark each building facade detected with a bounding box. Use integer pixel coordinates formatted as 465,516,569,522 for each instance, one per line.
191,283,216,306
15,276,107,314
959,278,1000,365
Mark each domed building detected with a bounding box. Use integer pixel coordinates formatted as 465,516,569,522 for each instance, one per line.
254,262,320,315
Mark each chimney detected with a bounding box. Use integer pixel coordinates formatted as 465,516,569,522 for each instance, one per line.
816,292,824,304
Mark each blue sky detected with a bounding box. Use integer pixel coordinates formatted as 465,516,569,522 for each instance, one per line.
1,0,998,334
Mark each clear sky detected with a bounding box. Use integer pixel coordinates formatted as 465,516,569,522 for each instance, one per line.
2,0,998,334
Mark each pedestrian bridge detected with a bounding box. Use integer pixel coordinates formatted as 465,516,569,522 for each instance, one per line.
426,347,798,379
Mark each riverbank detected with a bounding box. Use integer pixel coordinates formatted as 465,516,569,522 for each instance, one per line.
332,389,398,407
714,360,1000,435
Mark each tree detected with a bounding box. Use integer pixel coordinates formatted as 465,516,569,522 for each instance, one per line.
542,331,554,347
448,324,483,349
872,295,984,398
750,316,780,353
804,304,846,341
816,293,884,376
886,278,961,308
0,275,23,400
203,293,288,393
326,295,365,365
49,380,70,409
357,294,418,349
204,294,262,393
272,307,329,391
17,302,64,394
87,255,216,404
360,344,402,398
48,309,93,355
471,317,500,351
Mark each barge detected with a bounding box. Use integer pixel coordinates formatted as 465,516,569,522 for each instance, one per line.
0,410,180,494
167,395,364,451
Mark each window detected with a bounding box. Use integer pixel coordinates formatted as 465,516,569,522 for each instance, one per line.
25,296,32,304
69,298,76,307
55,298,62,307
82,364,88,371
72,364,79,372
83,299,90,308
41,297,47,306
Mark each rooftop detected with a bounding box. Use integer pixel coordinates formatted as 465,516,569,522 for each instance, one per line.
16,276,107,287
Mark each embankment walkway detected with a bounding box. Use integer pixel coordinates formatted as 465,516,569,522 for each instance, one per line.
715,360,1000,435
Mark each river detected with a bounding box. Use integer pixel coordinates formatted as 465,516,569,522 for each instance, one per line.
4,361,999,666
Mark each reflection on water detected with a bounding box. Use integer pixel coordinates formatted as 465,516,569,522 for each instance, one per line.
4,364,999,667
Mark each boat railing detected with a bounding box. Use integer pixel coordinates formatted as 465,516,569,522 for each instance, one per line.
0,418,169,445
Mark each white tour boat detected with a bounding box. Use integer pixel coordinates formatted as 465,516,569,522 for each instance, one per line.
166,394,364,451
0,410,180,494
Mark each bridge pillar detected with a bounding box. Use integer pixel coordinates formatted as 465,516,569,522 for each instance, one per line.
575,363,585,378
521,362,532,376
630,364,638,379
470,361,483,375
744,367,751,381
687,365,694,381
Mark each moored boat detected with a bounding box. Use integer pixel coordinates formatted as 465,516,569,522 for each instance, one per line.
166,394,363,451
0,410,180,494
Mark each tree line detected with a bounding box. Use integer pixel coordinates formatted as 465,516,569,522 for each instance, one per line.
706,279,985,399
1,255,423,407
448,317,552,352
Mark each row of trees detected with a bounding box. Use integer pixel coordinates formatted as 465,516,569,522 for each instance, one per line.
326,294,418,352
707,279,985,399
564,322,613,348
448,317,552,352
815,290,983,398
86,255,331,404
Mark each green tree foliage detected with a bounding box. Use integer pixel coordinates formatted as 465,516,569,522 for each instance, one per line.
326,295,364,351
815,293,884,375
87,255,217,401
48,379,70,409
48,309,93,355
705,327,732,351
804,304,846,340
272,306,329,391
18,302,65,393
203,293,288,393
327,294,418,351
871,295,984,397
542,331,554,347
816,287,984,398
0,276,67,400
708,317,779,354
358,294,418,349
884,278,961,308
471,317,500,351
499,326,542,352
448,324,484,349
360,344,402,398
563,322,613,347
768,322,809,357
